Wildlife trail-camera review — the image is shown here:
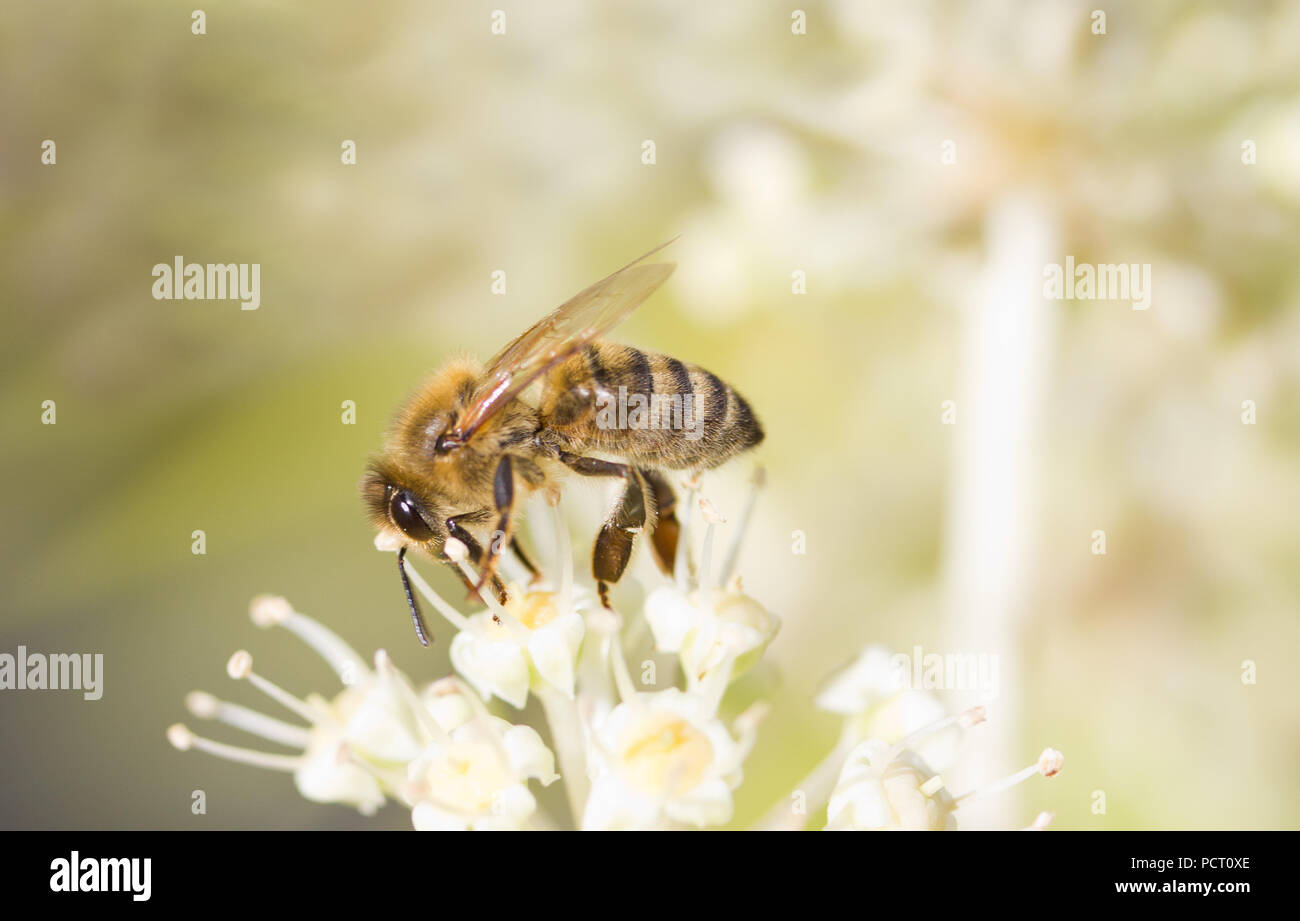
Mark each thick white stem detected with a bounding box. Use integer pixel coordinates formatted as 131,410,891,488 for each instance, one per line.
941,192,1058,827
536,683,590,829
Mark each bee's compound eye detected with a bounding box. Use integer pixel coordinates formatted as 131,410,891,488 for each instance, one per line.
388,489,435,542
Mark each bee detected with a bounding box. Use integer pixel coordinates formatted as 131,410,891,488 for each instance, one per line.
362,241,764,646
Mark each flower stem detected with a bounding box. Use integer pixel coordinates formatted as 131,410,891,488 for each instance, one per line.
536,684,589,829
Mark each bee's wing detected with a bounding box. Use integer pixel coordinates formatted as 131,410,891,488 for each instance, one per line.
450,240,677,444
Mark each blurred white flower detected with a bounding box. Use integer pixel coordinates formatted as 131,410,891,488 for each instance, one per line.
816,644,906,713
817,643,960,771
407,710,558,831
824,706,1063,831
826,738,958,831
645,481,777,693
166,595,557,828
582,687,757,830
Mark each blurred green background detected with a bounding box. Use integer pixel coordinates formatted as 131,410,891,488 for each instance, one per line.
2,0,1299,829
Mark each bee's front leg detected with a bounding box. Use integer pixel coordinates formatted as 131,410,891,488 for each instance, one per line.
471,455,517,602
445,515,508,604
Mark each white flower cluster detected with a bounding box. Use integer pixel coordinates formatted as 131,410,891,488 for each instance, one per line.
167,475,1061,830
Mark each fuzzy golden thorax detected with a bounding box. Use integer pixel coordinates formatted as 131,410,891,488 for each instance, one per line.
361,358,544,556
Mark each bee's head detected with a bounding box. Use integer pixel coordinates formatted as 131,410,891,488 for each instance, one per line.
360,459,445,548
361,458,446,649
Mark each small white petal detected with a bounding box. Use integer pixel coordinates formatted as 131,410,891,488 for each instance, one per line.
481,783,538,829
449,628,530,709
294,738,385,815
338,683,425,764
815,645,908,714
644,586,698,653
664,776,735,827
411,801,468,831
526,611,584,698
502,724,559,786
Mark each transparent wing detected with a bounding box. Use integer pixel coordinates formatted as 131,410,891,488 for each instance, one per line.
449,240,677,445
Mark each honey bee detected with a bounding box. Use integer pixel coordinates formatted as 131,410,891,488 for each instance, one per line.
362,241,764,646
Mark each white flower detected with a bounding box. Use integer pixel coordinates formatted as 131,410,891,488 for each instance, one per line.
823,706,1063,831
389,521,593,710
582,687,756,830
166,595,557,829
449,584,590,709
816,644,958,771
644,481,778,692
407,715,558,831
826,739,957,831
645,582,779,691
815,644,906,713
165,488,1067,832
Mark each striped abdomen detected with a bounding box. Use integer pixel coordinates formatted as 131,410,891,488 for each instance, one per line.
537,343,763,470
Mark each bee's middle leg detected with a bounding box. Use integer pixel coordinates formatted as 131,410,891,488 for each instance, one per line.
556,451,647,607
641,468,679,577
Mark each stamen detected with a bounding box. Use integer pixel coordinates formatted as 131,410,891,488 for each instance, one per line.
373,650,451,745
732,700,769,737
443,539,530,641
374,531,404,553
549,500,574,616
1023,811,1055,830
609,634,638,704
719,467,764,583
185,690,312,748
732,701,769,758
1038,747,1065,777
888,705,986,762
919,774,946,797
249,595,369,684
697,499,726,591
954,747,1064,805
398,552,473,632
166,723,302,772
227,650,329,727
674,477,700,591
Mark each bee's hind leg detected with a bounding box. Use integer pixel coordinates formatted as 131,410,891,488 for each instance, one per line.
592,472,648,608
641,469,679,578
554,451,647,608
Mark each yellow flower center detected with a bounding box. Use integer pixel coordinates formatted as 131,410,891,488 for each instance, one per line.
422,739,510,813
509,591,560,631
618,714,714,797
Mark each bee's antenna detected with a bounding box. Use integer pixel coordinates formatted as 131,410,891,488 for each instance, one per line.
397,546,433,647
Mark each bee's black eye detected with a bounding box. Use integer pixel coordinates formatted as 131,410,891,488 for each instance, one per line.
388,488,435,541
